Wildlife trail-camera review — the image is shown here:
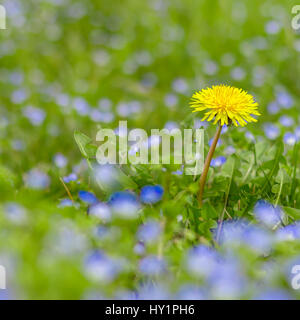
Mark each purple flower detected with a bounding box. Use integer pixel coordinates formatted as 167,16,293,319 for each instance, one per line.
78,191,98,204
140,185,164,204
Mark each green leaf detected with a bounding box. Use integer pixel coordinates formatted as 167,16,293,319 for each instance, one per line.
74,130,92,158
282,206,300,220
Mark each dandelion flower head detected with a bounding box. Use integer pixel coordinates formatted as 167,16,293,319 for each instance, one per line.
190,85,260,127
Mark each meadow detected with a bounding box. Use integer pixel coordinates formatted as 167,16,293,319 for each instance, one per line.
0,0,300,299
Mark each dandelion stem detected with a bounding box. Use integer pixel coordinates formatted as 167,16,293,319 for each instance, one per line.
198,124,222,207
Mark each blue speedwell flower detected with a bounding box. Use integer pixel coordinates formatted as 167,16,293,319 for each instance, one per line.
254,200,281,228
139,256,166,276
264,123,280,140
284,132,296,146
78,191,98,204
109,191,140,219
63,173,78,183
137,220,161,243
84,250,120,283
210,156,226,167
140,185,164,204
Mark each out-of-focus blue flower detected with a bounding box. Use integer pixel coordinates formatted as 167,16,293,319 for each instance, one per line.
134,242,145,255
225,146,235,155
73,97,90,116
78,191,98,204
63,173,78,183
284,132,296,146
255,289,293,300
209,138,222,147
140,185,164,204
216,219,248,245
231,67,246,81
210,156,226,167
276,224,300,242
186,245,219,278
53,153,68,168
139,256,166,276
88,202,111,222
109,191,140,219
254,200,281,228
4,203,27,224
264,123,280,140
172,78,188,94
276,92,293,109
208,257,247,299
137,220,161,243
88,203,111,221
115,290,138,300
267,101,279,115
164,93,178,108
23,106,46,126
265,20,281,35
176,285,207,300
221,125,228,134
295,127,300,141
25,169,50,190
137,283,170,300
11,88,28,104
58,199,73,208
84,250,120,283
245,131,255,142
242,225,273,254
279,116,294,127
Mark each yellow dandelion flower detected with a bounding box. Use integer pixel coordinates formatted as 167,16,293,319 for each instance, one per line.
190,84,260,127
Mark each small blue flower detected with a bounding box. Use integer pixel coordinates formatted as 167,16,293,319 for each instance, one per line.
176,285,207,300
63,173,78,183
284,132,296,146
186,245,219,278
25,169,50,190
84,250,120,283
140,185,164,204
267,101,280,115
295,127,300,141
210,156,226,167
276,91,293,109
139,256,166,276
280,115,294,127
58,199,73,208
255,289,293,300
78,191,98,204
264,123,280,140
88,203,111,221
137,220,161,243
254,200,281,228
275,224,300,242
109,191,140,219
